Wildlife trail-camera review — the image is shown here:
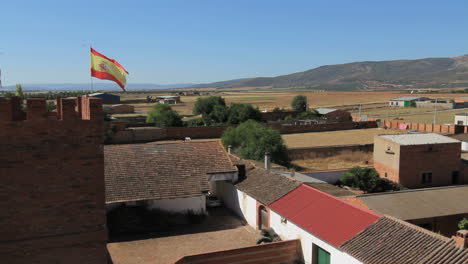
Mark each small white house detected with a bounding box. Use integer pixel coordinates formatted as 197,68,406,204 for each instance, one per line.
455,113,468,126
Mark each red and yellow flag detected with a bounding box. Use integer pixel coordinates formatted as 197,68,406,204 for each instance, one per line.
90,48,128,91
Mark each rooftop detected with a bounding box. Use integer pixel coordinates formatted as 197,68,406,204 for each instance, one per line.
315,108,338,115
105,141,236,203
341,216,468,264
455,112,468,116
235,168,301,206
379,133,460,145
269,185,381,247
355,185,468,220
390,96,428,101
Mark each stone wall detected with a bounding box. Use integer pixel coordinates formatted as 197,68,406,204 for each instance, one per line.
0,96,107,264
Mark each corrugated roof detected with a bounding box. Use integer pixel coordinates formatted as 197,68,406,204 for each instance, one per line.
390,96,427,101
356,185,468,220
269,185,381,247
315,108,338,115
379,133,460,145
341,216,468,264
105,141,236,203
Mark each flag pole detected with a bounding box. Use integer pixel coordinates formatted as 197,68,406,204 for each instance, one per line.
90,46,94,92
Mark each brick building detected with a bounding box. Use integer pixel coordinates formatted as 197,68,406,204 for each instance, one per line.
0,96,107,264
374,133,465,188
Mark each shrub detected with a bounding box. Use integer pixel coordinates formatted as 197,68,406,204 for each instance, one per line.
341,167,404,193
291,95,308,112
221,120,289,166
459,218,468,230
146,103,183,127
185,117,207,127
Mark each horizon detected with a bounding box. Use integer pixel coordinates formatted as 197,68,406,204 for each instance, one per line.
1,0,468,87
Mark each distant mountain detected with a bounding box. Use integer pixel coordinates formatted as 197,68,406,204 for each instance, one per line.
194,55,468,90
1,83,196,91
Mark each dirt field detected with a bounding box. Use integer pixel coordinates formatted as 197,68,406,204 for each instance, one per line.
293,153,373,171
282,128,407,148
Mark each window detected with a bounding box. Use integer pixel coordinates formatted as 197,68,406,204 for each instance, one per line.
384,172,388,178
312,244,330,264
452,171,460,184
421,172,432,184
457,120,464,125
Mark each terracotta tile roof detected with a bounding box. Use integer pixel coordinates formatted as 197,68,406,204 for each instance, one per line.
235,168,301,205
105,141,236,203
269,185,381,247
341,216,468,264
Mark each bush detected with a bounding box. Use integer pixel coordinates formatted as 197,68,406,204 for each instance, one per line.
146,104,183,127
341,167,404,193
193,96,226,117
291,95,308,112
221,120,289,166
186,117,207,127
227,103,262,124
209,104,230,123
459,218,468,230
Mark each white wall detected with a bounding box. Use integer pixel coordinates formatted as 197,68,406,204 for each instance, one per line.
216,181,258,228
455,115,468,126
462,141,468,151
146,195,206,214
269,210,362,264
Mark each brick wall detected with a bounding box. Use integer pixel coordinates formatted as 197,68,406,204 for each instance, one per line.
109,121,378,144
288,144,373,160
0,96,107,264
381,120,464,134
175,239,302,264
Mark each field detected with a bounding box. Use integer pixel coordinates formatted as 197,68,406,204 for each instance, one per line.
282,128,407,148
119,91,468,124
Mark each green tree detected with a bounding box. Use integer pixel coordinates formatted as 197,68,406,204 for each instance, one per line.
341,167,403,193
146,104,183,127
221,120,289,166
209,104,230,123
193,96,226,117
459,218,468,230
291,95,308,112
16,83,25,100
186,117,206,127
227,103,262,125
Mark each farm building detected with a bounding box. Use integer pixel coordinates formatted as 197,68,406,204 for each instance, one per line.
104,141,237,214
345,186,468,237
103,104,134,114
89,92,120,104
388,96,429,107
156,95,181,104
373,133,464,188
315,108,352,122
455,113,468,125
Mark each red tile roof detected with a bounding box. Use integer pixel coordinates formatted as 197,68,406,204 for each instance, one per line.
269,184,381,247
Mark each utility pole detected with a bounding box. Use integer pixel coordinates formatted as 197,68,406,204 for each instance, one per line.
433,98,438,125
358,104,362,117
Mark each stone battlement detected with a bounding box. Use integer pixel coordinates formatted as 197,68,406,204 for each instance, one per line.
0,96,102,122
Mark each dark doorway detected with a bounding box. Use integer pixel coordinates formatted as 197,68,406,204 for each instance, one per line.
258,205,268,229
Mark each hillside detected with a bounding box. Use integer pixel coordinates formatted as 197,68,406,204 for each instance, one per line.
195,55,468,90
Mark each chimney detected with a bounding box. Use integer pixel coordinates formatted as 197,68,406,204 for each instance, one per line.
454,230,468,248
228,145,232,154
264,152,271,170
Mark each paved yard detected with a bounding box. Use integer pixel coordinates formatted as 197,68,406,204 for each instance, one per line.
107,208,259,264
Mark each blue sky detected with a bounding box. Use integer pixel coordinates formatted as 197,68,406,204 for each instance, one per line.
1,0,467,86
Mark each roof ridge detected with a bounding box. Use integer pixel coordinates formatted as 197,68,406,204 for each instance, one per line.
301,184,382,219
382,215,451,241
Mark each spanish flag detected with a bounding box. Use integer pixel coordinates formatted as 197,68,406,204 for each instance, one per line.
90,48,128,91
